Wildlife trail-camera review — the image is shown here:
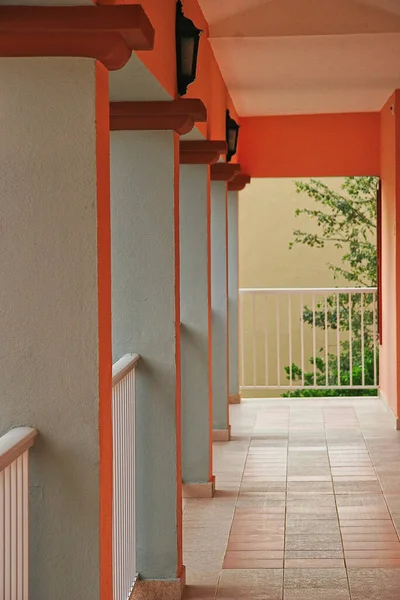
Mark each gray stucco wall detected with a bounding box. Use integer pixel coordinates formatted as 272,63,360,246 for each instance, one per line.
211,182,229,430
0,58,101,599
110,130,179,579
180,165,211,483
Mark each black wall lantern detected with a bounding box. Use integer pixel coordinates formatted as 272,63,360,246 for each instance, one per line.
176,0,202,96
226,110,240,162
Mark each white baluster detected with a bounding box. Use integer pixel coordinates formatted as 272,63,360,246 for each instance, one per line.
264,294,269,387
373,292,377,386
324,295,329,387
349,293,353,387
312,293,317,386
276,295,280,387
361,293,365,387
336,293,341,387
252,294,257,386
112,354,139,600
300,293,305,388
288,295,293,388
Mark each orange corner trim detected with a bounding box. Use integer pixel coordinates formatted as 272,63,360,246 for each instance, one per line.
0,5,154,70
228,173,251,191
180,140,227,165
110,99,207,135
210,163,241,182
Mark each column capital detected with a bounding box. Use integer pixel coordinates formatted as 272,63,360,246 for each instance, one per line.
180,140,227,165
228,173,251,191
110,99,207,135
210,163,241,182
0,5,154,70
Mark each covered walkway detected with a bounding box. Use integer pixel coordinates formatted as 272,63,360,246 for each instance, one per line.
183,398,400,600
3,2,400,597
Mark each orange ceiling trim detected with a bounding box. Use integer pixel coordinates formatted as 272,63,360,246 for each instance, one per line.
228,173,251,191
180,140,227,165
210,163,241,182
110,99,207,135
0,6,154,70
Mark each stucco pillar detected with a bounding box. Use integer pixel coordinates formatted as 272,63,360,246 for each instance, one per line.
0,58,112,600
227,190,241,404
110,102,207,600
111,129,183,591
180,164,214,497
210,181,230,440
110,99,206,598
111,131,181,580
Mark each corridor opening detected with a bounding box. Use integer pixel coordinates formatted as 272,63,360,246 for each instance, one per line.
238,176,379,399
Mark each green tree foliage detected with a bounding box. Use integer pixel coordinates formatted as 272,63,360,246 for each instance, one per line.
283,176,379,398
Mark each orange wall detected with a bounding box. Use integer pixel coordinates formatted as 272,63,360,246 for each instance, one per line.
116,0,178,98
97,0,238,140
178,0,238,139
134,0,236,140
97,0,177,97
239,113,380,177
380,92,400,416
135,0,207,102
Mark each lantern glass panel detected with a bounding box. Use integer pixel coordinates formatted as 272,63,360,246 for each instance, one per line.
181,36,195,77
228,128,237,153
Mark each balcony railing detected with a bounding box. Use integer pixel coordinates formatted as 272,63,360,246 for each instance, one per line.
0,427,38,600
112,353,139,600
239,287,378,392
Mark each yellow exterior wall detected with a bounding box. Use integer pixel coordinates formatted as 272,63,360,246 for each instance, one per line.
238,177,348,397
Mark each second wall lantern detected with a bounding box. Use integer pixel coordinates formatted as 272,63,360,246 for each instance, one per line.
226,110,240,162
176,0,202,96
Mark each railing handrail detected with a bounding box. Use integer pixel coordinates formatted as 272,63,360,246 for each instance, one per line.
0,427,38,473
239,287,377,294
112,353,140,388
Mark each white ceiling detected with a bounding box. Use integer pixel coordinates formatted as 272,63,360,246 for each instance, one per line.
198,0,400,115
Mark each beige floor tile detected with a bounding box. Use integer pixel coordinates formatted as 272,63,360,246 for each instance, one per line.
216,569,283,600
181,400,400,600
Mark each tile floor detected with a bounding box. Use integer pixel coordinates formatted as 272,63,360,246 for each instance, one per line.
182,397,400,599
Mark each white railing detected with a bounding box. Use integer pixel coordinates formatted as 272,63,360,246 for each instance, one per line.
0,427,38,600
112,353,139,600
239,287,378,391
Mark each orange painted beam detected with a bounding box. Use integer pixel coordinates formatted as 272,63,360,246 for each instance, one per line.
0,5,154,70
210,163,241,182
180,140,227,164
239,113,380,177
110,99,207,135
228,173,251,192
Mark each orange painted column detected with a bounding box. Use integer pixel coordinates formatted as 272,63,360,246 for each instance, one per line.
380,91,400,421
